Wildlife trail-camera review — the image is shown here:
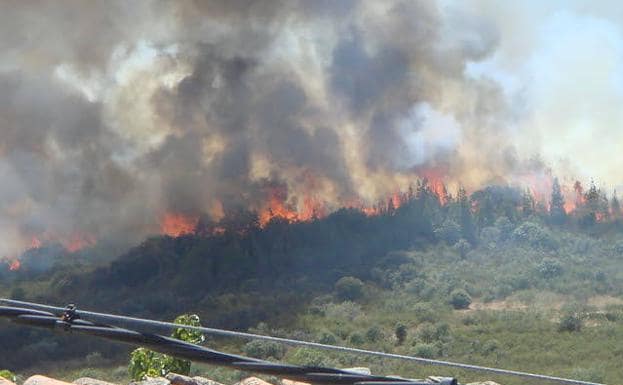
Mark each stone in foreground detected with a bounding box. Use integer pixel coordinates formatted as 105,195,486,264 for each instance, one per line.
73,377,119,385
24,376,73,385
165,373,224,385
0,378,17,385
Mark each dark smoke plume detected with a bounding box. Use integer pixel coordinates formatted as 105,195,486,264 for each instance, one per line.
0,1,527,256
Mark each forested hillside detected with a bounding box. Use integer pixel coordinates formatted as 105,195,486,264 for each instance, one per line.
2,180,623,384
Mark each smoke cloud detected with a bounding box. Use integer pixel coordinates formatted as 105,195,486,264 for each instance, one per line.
0,1,619,256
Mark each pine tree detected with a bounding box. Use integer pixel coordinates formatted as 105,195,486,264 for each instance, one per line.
580,181,600,227
458,186,476,244
477,192,495,227
521,189,535,217
550,177,566,225
612,191,621,221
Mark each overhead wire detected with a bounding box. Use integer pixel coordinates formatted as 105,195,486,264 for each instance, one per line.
0,298,607,385
0,304,453,385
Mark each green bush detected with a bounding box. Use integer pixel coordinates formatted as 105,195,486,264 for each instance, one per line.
334,276,365,301
349,332,365,345
558,312,583,332
243,340,286,359
413,302,437,323
365,326,384,343
571,367,605,383
434,220,461,244
317,331,338,345
512,222,557,249
412,343,437,358
128,314,204,380
537,258,563,279
290,348,330,367
0,370,16,382
449,289,472,309
394,322,407,345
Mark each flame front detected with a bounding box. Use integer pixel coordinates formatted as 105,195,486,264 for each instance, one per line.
9,259,20,271
160,213,199,237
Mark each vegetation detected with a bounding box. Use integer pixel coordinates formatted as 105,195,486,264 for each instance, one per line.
0,370,16,382
2,180,623,383
128,314,204,380
449,289,472,310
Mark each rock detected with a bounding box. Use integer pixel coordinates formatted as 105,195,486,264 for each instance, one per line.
237,377,274,385
73,378,119,385
0,378,16,385
24,376,73,385
165,373,224,385
282,379,309,385
190,377,224,385
129,377,170,385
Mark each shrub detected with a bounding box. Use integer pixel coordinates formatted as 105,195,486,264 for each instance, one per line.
395,322,407,345
512,222,557,249
481,339,500,356
480,227,501,247
365,326,384,343
290,348,330,367
449,289,472,309
412,343,437,359
349,332,365,345
129,314,204,380
494,216,514,238
334,276,365,301
0,370,16,382
537,258,563,279
558,312,583,332
243,340,286,359
571,367,605,383
453,239,471,259
417,323,436,343
85,352,103,367
413,302,437,323
324,301,363,321
434,220,461,244
317,331,338,345
417,322,450,343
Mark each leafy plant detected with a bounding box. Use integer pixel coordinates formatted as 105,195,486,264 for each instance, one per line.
243,339,286,359
0,370,16,382
394,322,407,345
128,314,204,380
558,312,583,332
449,289,472,309
334,276,365,301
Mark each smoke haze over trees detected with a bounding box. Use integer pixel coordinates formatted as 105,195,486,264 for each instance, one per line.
3,1,623,257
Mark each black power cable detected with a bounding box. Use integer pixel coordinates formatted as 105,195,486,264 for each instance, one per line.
0,305,455,385
0,298,605,385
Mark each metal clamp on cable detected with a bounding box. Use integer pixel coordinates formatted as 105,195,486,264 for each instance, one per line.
60,303,80,330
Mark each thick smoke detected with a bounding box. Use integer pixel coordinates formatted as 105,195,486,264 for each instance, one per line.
0,1,553,256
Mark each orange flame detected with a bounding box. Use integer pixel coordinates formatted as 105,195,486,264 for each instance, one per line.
9,259,21,271
30,237,42,249
62,233,97,253
160,212,199,237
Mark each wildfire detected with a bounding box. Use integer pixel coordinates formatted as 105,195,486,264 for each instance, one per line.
160,212,199,237
30,237,42,249
62,233,97,253
9,259,21,271
24,232,96,253
430,179,449,206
